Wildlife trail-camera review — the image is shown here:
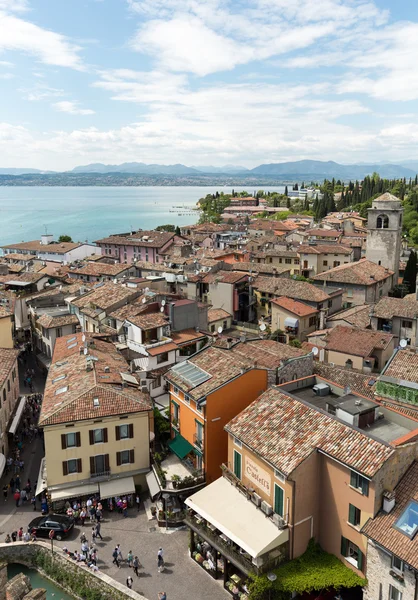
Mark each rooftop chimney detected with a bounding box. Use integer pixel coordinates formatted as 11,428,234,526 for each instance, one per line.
382,490,396,513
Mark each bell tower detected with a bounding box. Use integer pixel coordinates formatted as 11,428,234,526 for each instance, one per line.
366,192,403,283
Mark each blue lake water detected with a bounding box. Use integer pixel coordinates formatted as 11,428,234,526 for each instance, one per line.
7,563,75,600
0,186,285,246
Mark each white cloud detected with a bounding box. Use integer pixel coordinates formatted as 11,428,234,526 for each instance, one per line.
0,10,83,69
0,59,14,67
53,101,95,115
21,84,64,101
0,0,29,12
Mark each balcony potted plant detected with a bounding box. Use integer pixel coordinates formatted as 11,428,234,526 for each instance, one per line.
172,474,181,489
150,505,157,518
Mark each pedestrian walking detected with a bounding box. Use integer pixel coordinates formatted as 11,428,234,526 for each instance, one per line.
31,495,36,511
127,550,133,568
80,508,86,526
112,547,120,568
9,477,14,493
13,490,20,508
133,556,140,577
91,527,97,543
18,527,23,541
136,494,140,511
116,543,123,561
3,484,8,501
15,475,20,489
95,521,103,540
158,592,167,600
20,489,26,503
126,576,133,589
157,554,164,573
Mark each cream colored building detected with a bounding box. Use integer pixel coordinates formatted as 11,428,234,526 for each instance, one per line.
298,244,354,277
38,332,153,503
0,348,19,458
0,307,14,349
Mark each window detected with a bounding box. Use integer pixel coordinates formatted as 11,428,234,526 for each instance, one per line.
391,556,404,575
89,428,107,444
61,432,80,449
62,458,82,475
377,214,389,229
90,454,110,475
393,500,418,539
12,369,16,381
157,352,169,364
350,471,369,496
7,380,10,392
183,394,190,405
172,402,179,426
56,327,62,338
233,450,242,479
274,484,284,517
223,320,227,329
55,386,68,395
116,423,133,440
294,258,300,265
333,261,340,267
341,536,363,570
211,325,215,332
309,316,316,327
345,359,353,369
389,585,402,600
279,258,282,263
401,320,413,329
285,258,292,264
348,503,361,527
173,386,179,395
233,437,242,448
117,449,135,465
347,289,353,298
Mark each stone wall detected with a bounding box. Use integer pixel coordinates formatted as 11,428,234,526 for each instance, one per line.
276,354,313,384
0,542,149,600
363,540,417,600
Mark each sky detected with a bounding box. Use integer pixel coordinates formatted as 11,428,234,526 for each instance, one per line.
0,0,418,170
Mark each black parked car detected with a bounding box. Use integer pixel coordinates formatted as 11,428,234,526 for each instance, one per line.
28,514,74,540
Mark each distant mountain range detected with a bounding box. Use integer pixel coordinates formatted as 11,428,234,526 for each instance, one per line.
1,159,417,180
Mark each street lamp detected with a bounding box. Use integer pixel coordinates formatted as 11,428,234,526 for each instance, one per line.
267,572,277,600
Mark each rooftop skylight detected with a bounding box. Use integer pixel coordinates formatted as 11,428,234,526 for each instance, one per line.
171,360,211,387
55,386,68,395
393,500,418,539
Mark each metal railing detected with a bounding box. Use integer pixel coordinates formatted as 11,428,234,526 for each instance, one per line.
193,434,204,452
90,470,111,480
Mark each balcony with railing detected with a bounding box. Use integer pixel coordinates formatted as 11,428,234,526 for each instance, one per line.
90,470,111,480
193,433,204,453
152,453,205,493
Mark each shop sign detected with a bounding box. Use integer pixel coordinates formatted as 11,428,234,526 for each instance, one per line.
245,456,271,494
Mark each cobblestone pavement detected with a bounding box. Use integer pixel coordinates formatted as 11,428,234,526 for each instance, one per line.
0,352,229,600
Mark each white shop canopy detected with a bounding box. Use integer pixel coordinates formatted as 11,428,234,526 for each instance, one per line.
99,476,135,500
50,482,99,501
185,476,289,559
8,397,26,435
146,470,161,501
284,317,299,328
35,457,47,497
0,454,5,479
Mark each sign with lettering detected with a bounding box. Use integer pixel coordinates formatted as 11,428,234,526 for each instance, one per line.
245,456,271,494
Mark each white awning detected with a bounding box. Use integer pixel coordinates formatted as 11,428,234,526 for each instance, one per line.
146,470,161,500
50,482,99,501
8,397,26,435
99,476,135,500
35,457,47,497
284,317,299,328
185,476,289,559
0,454,5,479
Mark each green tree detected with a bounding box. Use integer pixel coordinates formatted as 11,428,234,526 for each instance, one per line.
286,197,291,209
58,234,73,242
175,225,181,236
156,224,175,232
284,185,288,196
403,250,417,294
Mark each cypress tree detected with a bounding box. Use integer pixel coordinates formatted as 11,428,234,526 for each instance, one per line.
285,185,288,196
403,250,418,294
286,197,291,209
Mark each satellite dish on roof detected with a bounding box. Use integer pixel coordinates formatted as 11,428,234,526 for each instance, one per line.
217,326,223,334
260,323,266,331
142,298,146,304
161,299,166,306
82,334,86,342
312,346,319,356
83,347,88,355
145,287,149,292
399,338,408,348
160,307,164,312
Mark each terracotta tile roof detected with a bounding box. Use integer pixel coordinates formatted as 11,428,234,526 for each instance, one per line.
298,244,353,256
379,399,418,420
327,305,372,328
231,262,291,276
207,308,232,324
71,281,141,312
171,329,206,346
167,339,307,399
225,387,394,477
109,299,148,322
307,229,341,238
39,332,151,427
313,363,377,400
381,348,418,382
5,272,46,284
69,263,132,277
0,348,19,387
2,253,34,261
147,342,178,356
1,240,83,253
324,325,394,357
135,260,178,273
312,259,394,286
37,313,79,329
201,270,248,285
271,296,318,317
373,192,402,203
362,461,418,568
373,294,418,320
253,276,332,302
94,230,174,248
253,249,298,258
0,305,12,318
126,312,168,330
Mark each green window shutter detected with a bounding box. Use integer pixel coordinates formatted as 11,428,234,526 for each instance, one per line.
348,504,356,525
341,536,347,557
233,451,242,479
274,485,284,517
361,478,369,496
357,549,363,571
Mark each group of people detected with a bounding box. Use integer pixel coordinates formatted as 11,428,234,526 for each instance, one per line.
5,526,37,544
